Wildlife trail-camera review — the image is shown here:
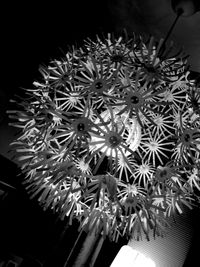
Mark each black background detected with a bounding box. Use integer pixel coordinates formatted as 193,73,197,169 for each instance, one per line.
2,1,113,99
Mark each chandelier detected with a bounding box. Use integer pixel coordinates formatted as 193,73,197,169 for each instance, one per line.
8,28,200,243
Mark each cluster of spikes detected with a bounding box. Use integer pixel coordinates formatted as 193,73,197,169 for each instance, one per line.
8,32,200,242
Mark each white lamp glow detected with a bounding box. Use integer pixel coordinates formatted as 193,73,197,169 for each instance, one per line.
111,245,156,267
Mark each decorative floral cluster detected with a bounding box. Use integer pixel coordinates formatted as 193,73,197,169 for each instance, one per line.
8,32,200,241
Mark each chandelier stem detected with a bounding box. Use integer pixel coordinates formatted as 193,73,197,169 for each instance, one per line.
63,228,84,267
159,9,183,56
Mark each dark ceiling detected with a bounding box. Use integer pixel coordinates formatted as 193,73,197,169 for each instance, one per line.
107,0,200,74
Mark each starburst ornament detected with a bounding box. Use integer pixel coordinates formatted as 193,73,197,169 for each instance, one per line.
8,32,200,242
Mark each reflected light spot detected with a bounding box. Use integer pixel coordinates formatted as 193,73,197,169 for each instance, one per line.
111,245,156,267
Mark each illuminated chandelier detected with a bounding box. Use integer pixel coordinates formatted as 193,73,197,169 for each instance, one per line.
8,16,200,244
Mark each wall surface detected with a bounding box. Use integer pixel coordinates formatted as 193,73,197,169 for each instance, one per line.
128,210,193,267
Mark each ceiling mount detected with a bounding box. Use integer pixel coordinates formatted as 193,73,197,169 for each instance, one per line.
171,0,200,16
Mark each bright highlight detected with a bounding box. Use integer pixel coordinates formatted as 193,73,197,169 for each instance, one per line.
111,245,156,267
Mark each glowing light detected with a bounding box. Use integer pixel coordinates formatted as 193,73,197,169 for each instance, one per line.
111,246,156,267
89,108,141,157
